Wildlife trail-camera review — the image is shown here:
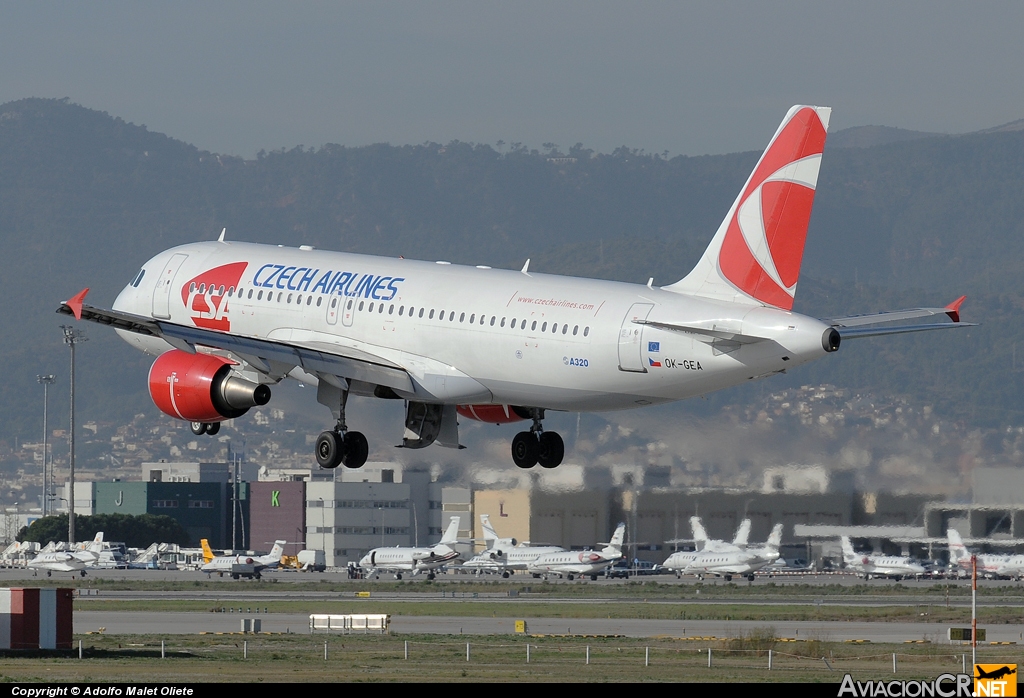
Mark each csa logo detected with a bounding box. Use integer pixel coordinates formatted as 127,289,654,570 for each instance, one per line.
976,664,1017,697
180,262,249,331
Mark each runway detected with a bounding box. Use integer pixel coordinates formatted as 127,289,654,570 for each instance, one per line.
72,610,1024,643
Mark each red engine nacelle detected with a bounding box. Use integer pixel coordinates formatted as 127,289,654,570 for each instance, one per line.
148,350,271,423
456,405,530,425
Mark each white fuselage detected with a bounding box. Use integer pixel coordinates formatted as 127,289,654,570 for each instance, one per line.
359,545,459,574
28,553,86,573
112,241,834,412
847,555,924,579
462,545,566,572
528,549,621,577
684,547,779,578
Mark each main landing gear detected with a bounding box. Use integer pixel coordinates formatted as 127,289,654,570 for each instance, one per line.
314,381,368,469
315,429,368,470
190,421,221,436
511,409,564,469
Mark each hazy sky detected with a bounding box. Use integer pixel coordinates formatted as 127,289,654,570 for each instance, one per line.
2,2,1023,158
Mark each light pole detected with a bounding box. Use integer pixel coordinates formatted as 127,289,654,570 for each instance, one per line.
36,375,55,516
60,326,86,544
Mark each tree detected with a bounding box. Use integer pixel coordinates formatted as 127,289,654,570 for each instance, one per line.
18,513,190,548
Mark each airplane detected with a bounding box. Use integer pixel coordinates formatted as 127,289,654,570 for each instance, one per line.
200,539,286,580
27,533,105,577
947,529,1024,579
460,514,565,577
527,522,625,581
57,105,971,470
663,517,751,574
682,523,784,582
840,536,925,580
359,516,462,580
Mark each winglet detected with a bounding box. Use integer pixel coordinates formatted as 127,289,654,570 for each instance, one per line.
945,296,966,323
218,227,226,242
521,259,530,274
64,288,90,321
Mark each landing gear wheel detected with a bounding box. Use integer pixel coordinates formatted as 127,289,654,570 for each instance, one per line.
206,422,221,436
315,431,345,469
567,573,575,581
427,573,436,580
502,571,510,579
537,431,564,468
190,421,207,436
590,574,598,581
512,431,539,468
342,431,369,469
396,573,402,580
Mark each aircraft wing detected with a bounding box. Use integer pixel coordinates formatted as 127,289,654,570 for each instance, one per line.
825,296,975,339
57,291,414,393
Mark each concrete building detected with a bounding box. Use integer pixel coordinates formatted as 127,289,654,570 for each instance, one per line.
250,481,306,558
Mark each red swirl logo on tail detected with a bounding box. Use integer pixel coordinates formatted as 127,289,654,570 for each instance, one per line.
718,107,827,310
180,262,248,331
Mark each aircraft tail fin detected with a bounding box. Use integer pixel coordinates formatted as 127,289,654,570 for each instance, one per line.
840,536,857,564
732,519,751,548
88,532,104,553
480,514,499,547
603,523,626,557
690,517,708,551
200,539,215,564
267,540,286,562
766,523,783,551
664,105,831,310
439,516,460,546
947,529,970,566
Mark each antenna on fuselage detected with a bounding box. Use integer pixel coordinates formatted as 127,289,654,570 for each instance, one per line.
218,228,227,242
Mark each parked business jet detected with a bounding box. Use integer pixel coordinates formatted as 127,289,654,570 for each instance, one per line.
360,516,461,580
528,522,625,581
684,523,784,581
28,533,105,577
461,514,564,577
947,529,1024,579
840,536,924,580
664,517,752,574
58,106,970,469
200,539,286,579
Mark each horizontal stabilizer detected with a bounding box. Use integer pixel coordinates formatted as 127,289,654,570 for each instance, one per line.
827,296,973,339
837,322,976,340
826,297,968,328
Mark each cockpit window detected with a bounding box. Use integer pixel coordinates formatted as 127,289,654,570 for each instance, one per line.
131,269,146,287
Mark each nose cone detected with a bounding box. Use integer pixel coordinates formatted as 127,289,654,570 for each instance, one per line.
358,555,371,568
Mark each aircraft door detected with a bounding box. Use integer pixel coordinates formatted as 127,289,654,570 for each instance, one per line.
326,296,340,325
152,253,188,319
342,297,355,327
617,303,653,372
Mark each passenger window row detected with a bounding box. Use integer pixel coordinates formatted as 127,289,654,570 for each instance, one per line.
216,284,590,337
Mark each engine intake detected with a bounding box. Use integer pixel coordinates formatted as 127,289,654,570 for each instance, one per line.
822,328,841,353
148,350,270,423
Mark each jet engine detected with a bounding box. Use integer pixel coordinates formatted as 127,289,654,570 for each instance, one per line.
457,405,530,424
148,349,271,423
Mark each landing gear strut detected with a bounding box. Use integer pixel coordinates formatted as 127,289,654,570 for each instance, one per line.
511,409,564,468
314,382,368,469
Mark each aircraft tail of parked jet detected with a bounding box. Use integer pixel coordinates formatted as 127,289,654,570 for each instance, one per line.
602,523,626,558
